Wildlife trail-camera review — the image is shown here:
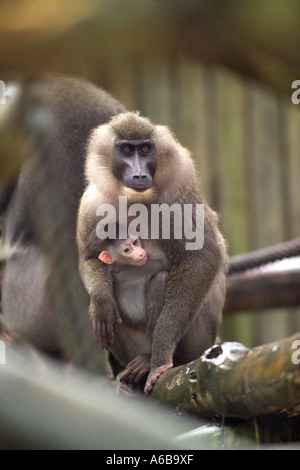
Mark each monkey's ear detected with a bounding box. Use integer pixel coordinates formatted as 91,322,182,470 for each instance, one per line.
98,251,116,264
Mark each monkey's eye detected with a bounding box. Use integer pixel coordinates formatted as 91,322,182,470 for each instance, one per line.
140,145,150,155
133,239,139,246
124,247,130,253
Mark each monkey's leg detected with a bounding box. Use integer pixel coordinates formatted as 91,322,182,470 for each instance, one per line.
2,246,61,353
116,353,151,397
143,269,225,395
174,269,225,365
145,270,169,337
115,270,173,395
0,260,4,315
118,353,151,385
111,323,151,394
144,270,174,395
110,323,151,370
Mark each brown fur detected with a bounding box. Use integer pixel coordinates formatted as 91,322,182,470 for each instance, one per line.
1,75,126,363
77,112,228,391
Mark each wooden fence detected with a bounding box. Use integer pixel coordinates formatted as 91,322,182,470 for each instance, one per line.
87,57,300,347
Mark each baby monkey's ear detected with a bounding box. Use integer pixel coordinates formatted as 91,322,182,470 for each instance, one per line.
98,251,116,264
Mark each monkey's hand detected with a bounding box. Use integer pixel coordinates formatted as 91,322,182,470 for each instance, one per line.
89,298,122,350
119,353,151,385
144,362,173,395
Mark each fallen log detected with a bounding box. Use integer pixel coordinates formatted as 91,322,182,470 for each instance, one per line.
151,333,300,420
224,264,300,313
228,238,300,275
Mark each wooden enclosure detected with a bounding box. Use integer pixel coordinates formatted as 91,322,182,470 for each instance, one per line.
87,58,300,348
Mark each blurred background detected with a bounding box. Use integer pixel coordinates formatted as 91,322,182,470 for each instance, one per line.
1,0,300,348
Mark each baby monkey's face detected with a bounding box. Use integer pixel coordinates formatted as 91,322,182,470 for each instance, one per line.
118,237,148,266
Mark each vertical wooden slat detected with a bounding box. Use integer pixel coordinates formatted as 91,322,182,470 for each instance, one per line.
97,59,300,348
285,101,300,333
213,68,252,345
215,67,248,257
242,84,257,253
241,83,264,347
248,86,284,247
175,58,212,203
138,59,173,126
278,101,293,240
104,59,140,111
202,66,223,214
286,103,300,238
244,83,288,345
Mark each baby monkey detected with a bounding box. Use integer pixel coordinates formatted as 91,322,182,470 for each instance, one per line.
98,233,172,393
98,236,148,268
98,234,171,329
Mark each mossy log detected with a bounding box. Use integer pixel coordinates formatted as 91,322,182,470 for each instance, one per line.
151,333,300,420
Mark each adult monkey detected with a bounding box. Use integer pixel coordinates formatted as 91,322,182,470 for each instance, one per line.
77,112,228,394
0,75,125,370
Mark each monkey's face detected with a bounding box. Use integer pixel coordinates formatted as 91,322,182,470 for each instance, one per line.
118,237,148,266
112,139,157,192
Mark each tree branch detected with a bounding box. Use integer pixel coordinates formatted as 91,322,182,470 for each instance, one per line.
224,266,300,313
151,333,300,420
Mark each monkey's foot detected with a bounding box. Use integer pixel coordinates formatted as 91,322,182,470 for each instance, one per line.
119,353,151,384
144,362,173,396
0,318,11,345
116,371,146,399
116,378,137,397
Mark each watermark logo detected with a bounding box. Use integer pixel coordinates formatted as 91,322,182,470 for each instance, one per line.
291,80,300,105
291,339,300,365
0,340,6,365
0,80,8,105
95,196,204,250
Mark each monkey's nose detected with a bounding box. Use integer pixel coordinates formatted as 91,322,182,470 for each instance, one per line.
133,174,148,181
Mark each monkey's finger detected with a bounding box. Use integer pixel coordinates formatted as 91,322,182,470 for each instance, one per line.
134,367,150,384
118,368,136,384
130,361,147,376
123,363,143,382
106,319,115,347
127,361,150,383
126,359,138,369
93,318,104,349
116,380,136,397
144,372,160,395
100,320,110,350
126,353,150,369
121,367,136,383
144,377,154,395
113,306,123,325
144,362,173,395
125,358,140,371
118,369,130,382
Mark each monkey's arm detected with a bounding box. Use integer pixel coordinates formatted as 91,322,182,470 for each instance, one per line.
76,195,122,349
144,257,172,276
82,259,122,349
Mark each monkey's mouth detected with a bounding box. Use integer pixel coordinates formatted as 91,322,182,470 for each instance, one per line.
124,178,153,192
127,184,152,192
133,188,149,192
137,255,148,266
